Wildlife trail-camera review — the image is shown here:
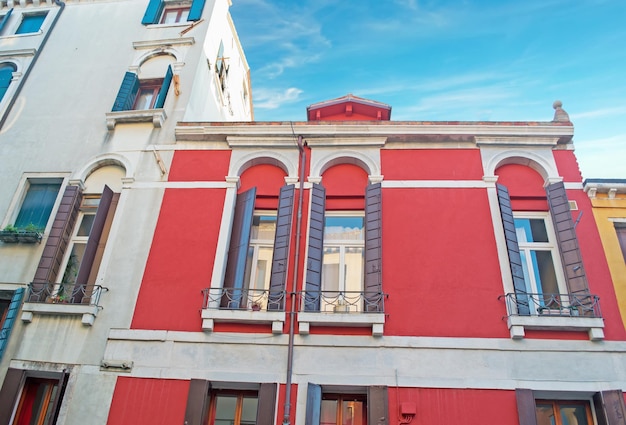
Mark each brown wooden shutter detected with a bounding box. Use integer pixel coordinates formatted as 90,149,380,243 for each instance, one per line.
615,224,626,264
364,183,383,312
30,185,82,302
367,385,388,425
516,388,538,425
305,383,321,425
71,186,117,303
546,182,590,296
256,383,277,424
304,184,326,312
268,185,294,311
0,368,25,425
184,379,210,425
496,184,530,315
49,370,69,425
222,187,256,308
594,390,626,425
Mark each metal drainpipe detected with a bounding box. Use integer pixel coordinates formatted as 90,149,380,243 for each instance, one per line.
283,135,306,425
0,0,65,130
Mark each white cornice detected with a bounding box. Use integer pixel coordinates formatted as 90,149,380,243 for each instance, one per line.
132,37,195,50
475,136,560,146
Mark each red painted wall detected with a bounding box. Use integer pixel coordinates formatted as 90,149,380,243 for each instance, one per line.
388,387,518,425
496,164,548,211
553,150,583,182
168,150,231,181
240,164,287,209
381,149,484,180
107,377,189,424
276,384,297,425
323,163,368,210
382,187,510,338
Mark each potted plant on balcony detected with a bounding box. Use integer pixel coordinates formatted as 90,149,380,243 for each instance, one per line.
17,223,43,244
0,224,19,243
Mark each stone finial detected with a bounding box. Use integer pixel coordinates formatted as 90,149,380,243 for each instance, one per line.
552,100,570,122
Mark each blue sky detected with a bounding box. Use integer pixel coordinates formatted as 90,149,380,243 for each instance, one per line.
230,0,626,179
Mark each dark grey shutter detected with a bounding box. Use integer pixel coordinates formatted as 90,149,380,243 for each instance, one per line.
0,368,24,425
367,386,388,425
222,187,256,308
268,185,294,311
497,184,530,315
594,390,626,425
0,9,13,35
187,0,206,21
304,184,325,312
0,288,24,360
546,182,590,296
516,388,538,425
141,0,164,24
49,371,69,425
256,383,277,424
305,383,321,425
154,65,173,109
31,185,82,302
111,72,140,112
364,183,383,312
184,379,210,425
71,186,114,303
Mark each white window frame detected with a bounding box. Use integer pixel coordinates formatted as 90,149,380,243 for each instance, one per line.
243,210,276,309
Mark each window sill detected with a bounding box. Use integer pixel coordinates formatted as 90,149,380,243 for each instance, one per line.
201,309,286,334
105,108,166,130
21,302,100,326
298,311,385,337
506,315,605,340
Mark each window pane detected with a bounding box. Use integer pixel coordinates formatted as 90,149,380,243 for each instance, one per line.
135,88,155,110
559,404,589,425
77,214,95,237
342,400,365,425
62,243,87,285
345,247,364,293
161,10,179,23
532,250,559,296
14,183,61,229
214,395,237,424
16,14,46,34
325,217,364,240
515,218,549,243
240,396,258,424
536,403,556,425
251,215,276,240
321,399,338,425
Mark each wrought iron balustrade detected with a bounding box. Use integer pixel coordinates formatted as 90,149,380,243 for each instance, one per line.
202,288,286,312
26,283,108,307
501,292,602,318
300,291,386,313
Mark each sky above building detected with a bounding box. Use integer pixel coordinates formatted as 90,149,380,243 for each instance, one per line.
230,0,626,179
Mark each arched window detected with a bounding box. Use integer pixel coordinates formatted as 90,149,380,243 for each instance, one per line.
0,63,16,102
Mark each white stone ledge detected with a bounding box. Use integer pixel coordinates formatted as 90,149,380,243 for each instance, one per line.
298,312,385,337
507,315,605,341
201,309,286,334
105,109,166,130
21,302,100,326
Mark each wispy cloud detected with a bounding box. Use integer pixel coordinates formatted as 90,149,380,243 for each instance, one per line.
570,106,626,120
254,87,304,110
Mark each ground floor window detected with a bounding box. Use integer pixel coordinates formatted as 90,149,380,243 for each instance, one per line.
535,400,592,425
12,377,63,425
321,394,367,425
208,391,258,425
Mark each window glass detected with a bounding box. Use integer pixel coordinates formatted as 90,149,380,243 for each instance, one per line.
134,83,162,110
536,400,591,425
16,13,47,34
160,7,190,23
0,64,15,101
14,182,61,229
321,395,366,425
242,214,276,309
212,392,258,425
14,378,61,424
615,224,626,263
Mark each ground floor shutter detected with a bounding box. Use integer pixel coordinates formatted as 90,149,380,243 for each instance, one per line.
594,390,626,425
0,288,24,360
184,379,210,425
256,383,278,424
367,386,388,425
0,368,24,425
516,388,539,425
305,383,322,425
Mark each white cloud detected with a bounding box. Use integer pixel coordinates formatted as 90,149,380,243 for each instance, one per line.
254,87,304,110
570,106,626,120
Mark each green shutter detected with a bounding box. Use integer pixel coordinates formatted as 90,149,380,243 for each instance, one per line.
141,0,164,24
0,9,13,34
111,72,139,112
154,65,173,109
0,288,24,360
14,183,61,229
187,0,206,21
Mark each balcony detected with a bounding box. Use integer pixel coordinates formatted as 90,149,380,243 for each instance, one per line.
297,291,387,337
500,292,604,340
201,288,287,333
21,283,108,326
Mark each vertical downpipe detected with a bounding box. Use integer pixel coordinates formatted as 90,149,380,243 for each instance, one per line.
283,135,306,425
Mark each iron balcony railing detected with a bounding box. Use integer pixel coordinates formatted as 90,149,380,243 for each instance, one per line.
202,288,286,312
501,292,602,318
27,283,108,307
299,291,386,313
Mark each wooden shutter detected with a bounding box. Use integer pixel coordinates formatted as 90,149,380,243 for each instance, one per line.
49,371,69,425
304,184,325,312
30,185,82,302
0,9,13,34
184,379,210,425
222,188,256,308
71,186,115,303
614,224,626,264
0,368,24,425
305,383,321,425
516,388,538,425
187,0,206,21
367,386,388,425
0,288,24,360
594,390,626,425
154,65,173,109
268,185,294,311
364,183,383,312
496,184,530,315
141,0,164,24
111,72,140,112
546,182,590,296
256,383,277,424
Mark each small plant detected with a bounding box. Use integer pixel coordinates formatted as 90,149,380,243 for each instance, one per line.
2,224,18,233
23,223,42,232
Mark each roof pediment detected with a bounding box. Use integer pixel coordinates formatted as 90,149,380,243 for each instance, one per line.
307,94,392,121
